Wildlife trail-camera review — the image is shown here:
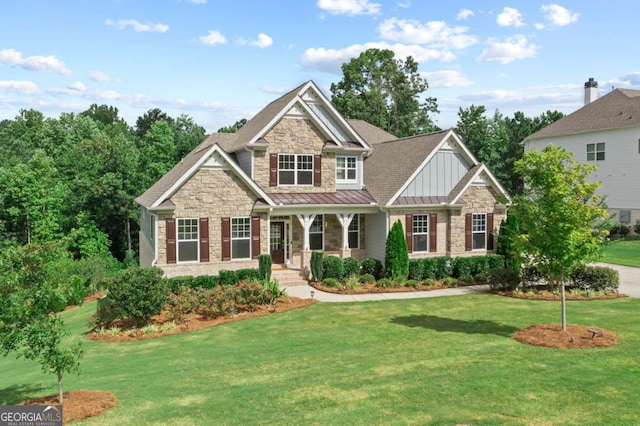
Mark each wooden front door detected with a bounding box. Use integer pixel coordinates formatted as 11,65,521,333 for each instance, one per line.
270,222,285,264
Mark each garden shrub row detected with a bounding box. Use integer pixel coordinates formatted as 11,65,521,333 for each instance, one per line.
408,255,505,281
487,265,620,292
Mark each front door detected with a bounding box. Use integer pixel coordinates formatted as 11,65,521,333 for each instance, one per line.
270,222,285,264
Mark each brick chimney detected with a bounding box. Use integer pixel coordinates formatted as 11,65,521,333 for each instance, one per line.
584,77,598,105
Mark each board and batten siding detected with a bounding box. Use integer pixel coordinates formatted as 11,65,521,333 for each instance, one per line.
336,154,364,190
364,210,388,262
236,150,252,178
525,127,640,210
401,152,471,197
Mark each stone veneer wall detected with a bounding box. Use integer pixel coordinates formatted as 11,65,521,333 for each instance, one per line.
389,210,449,258
253,118,336,192
155,168,268,278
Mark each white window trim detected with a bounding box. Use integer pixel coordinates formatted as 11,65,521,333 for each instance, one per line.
278,153,314,186
472,213,486,250
231,217,252,260
309,214,324,251
348,214,359,249
177,218,199,263
336,155,357,182
412,214,429,252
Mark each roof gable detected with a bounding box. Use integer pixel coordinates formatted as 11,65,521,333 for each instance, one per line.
527,88,640,141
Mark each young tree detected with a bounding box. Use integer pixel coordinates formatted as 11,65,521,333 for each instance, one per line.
385,220,409,281
512,145,608,330
331,48,439,137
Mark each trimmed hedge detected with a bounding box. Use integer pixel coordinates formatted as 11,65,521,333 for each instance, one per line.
343,257,361,278
322,256,344,280
570,266,620,291
488,268,520,291
361,257,382,278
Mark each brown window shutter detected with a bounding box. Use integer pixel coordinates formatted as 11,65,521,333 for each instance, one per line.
199,217,209,262
221,217,231,261
487,213,494,251
429,213,437,252
166,218,176,264
314,154,321,187
465,213,472,251
405,214,413,253
251,216,260,259
269,153,278,186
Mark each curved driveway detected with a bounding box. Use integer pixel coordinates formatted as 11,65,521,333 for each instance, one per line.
284,263,640,302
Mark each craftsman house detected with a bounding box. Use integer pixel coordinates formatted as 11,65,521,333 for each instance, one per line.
525,78,640,231
136,81,509,278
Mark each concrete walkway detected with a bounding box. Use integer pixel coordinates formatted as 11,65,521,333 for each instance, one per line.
282,263,640,302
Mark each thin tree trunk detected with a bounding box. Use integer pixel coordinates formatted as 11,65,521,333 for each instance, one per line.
58,371,63,404
561,269,567,331
126,218,132,251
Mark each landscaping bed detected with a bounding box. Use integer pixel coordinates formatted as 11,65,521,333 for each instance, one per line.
311,280,480,294
514,324,618,348
493,289,625,301
20,390,117,424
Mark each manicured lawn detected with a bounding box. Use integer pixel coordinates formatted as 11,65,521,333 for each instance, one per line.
2,295,640,425
602,238,640,267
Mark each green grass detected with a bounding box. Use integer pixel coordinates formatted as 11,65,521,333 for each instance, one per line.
2,295,640,425
602,237,640,267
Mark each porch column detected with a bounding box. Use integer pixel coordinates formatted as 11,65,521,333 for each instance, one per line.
336,213,354,258
296,214,316,280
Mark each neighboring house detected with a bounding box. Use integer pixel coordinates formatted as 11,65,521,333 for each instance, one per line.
525,78,640,232
136,81,509,278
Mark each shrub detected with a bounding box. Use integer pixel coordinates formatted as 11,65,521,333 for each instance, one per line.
194,275,219,290
93,295,118,327
142,324,158,335
404,279,418,288
343,257,361,278
323,278,340,288
166,276,196,293
323,256,344,280
61,275,86,306
219,270,238,286
344,274,361,290
385,220,409,281
485,254,506,271
234,282,264,311
452,257,473,278
443,277,458,287
258,254,272,280
635,223,640,235
619,224,631,237
236,268,260,282
201,286,231,318
361,257,382,278
495,210,520,272
488,268,520,291
259,279,287,302
165,287,203,321
310,251,324,282
421,258,438,279
521,265,544,288
423,278,437,287
360,273,376,284
105,267,168,325
408,259,425,281
609,223,620,236
434,257,453,279
473,273,488,283
376,278,392,288
459,274,474,284
570,266,620,291
161,321,177,333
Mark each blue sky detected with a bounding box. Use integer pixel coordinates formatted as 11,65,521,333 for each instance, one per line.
2,0,640,133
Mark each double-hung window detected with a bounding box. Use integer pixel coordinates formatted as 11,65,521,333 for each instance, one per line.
412,215,429,252
177,218,199,262
587,143,605,161
231,217,251,259
348,214,359,249
337,156,357,181
278,154,313,185
472,213,486,250
309,215,323,250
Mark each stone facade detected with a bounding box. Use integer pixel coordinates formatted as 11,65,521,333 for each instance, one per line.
253,118,336,192
156,167,268,278
389,209,449,258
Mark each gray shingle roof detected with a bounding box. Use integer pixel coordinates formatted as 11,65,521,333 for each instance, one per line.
363,129,450,205
527,88,640,141
348,119,398,144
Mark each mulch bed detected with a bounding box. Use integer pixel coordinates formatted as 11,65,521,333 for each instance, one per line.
21,390,117,424
88,296,315,342
514,324,618,348
493,290,625,301
311,281,477,294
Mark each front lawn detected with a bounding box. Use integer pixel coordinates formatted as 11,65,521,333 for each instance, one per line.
1,295,640,425
602,237,640,267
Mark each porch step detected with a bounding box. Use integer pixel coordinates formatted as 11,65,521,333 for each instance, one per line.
271,268,309,287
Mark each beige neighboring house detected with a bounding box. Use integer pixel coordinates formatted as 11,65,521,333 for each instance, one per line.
525,78,640,232
136,81,510,278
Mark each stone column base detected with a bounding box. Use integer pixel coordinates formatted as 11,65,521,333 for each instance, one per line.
339,248,351,259
300,250,312,281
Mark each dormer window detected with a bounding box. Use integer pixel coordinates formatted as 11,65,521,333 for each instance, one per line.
337,156,357,181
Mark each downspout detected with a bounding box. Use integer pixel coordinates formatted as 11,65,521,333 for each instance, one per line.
152,212,159,266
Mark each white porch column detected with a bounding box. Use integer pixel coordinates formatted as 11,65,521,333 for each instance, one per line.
336,213,354,249
296,214,316,251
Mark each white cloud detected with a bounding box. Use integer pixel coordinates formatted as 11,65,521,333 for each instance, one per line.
539,4,579,28
378,18,477,49
68,81,86,92
249,33,273,48
317,0,381,16
397,1,410,9
423,70,473,88
0,48,72,75
89,71,112,82
497,7,525,27
476,35,538,64
188,0,207,3
457,8,474,20
105,19,169,33
301,42,456,74
261,86,288,94
197,30,227,45
0,80,39,95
